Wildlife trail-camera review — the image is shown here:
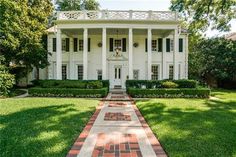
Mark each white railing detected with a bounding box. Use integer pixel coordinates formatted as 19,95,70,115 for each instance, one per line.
57,10,178,21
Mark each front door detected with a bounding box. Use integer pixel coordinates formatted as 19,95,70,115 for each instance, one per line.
114,66,122,87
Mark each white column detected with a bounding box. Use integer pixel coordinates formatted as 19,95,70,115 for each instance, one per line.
173,28,178,80
69,37,74,79
185,34,189,79
147,28,152,80
102,28,107,80
128,28,133,79
83,28,88,80
162,37,166,79
56,28,62,80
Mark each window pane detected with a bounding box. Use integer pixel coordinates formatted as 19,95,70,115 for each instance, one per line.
170,39,174,51
151,65,158,80
152,40,157,51
97,70,102,80
133,70,139,80
78,65,83,80
79,40,83,51
62,39,66,51
62,65,67,80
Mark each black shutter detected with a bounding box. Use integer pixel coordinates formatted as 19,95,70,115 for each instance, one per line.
88,38,91,52
109,38,113,52
145,38,147,52
158,38,163,52
73,38,78,52
166,38,170,52
65,38,69,52
122,38,126,52
179,38,183,52
53,38,56,52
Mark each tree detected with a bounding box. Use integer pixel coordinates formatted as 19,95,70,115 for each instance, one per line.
189,38,236,87
0,55,15,96
57,0,100,11
170,0,236,33
0,0,53,81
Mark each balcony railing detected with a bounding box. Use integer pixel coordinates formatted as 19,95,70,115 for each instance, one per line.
57,10,178,21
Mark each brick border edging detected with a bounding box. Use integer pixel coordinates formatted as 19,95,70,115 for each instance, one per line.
131,101,168,157
66,101,104,157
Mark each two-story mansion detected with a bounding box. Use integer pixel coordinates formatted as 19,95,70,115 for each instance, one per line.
26,10,189,89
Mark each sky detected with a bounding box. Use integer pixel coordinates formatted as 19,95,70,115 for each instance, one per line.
96,0,236,37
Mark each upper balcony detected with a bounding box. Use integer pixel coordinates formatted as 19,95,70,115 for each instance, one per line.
57,10,179,22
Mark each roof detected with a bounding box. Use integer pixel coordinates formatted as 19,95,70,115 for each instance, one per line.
225,32,236,40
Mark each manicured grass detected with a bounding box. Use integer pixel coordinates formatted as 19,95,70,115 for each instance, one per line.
0,98,98,157
136,89,236,157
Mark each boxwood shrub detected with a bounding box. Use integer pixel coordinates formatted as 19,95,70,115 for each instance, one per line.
28,88,108,98
127,88,210,98
126,79,197,89
31,80,109,89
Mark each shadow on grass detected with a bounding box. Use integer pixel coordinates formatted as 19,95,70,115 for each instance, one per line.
136,99,236,157
0,104,95,157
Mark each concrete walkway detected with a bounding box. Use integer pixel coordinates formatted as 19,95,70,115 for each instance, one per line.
67,92,167,157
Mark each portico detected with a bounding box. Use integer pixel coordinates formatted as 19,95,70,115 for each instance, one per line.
47,10,188,88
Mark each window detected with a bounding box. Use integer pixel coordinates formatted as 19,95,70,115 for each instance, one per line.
115,67,121,79
169,65,174,80
151,65,159,80
114,39,122,51
62,65,67,80
170,39,174,51
74,38,78,52
97,70,102,80
158,38,163,52
62,39,66,51
53,38,56,52
78,65,83,80
133,70,139,80
166,38,170,52
179,38,183,52
152,40,157,51
79,40,83,51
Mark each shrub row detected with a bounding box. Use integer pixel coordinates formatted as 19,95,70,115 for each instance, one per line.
28,88,108,98
126,79,197,89
32,80,109,89
127,88,210,98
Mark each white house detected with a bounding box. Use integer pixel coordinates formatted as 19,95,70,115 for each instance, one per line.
26,10,189,89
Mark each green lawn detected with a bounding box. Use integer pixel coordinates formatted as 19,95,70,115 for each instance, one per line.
136,89,236,157
0,98,98,157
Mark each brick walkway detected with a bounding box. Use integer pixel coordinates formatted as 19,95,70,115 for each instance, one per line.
67,92,167,157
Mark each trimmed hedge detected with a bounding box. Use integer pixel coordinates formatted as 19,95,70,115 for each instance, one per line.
127,88,210,98
31,80,109,89
126,79,197,89
28,88,108,98
0,73,15,96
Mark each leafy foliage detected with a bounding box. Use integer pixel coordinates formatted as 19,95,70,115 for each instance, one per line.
0,56,15,96
170,0,236,33
28,88,108,97
189,38,236,83
127,88,210,98
56,0,99,11
0,0,53,80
